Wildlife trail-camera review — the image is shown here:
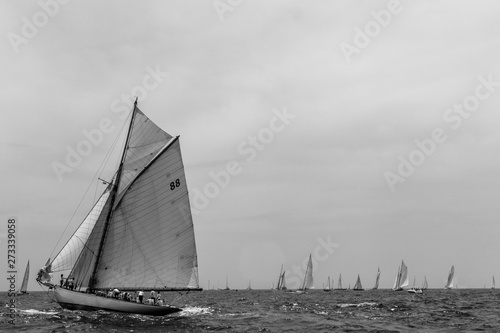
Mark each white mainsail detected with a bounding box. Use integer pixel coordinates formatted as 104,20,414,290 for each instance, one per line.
423,276,428,290
337,273,344,289
299,254,314,290
323,276,332,291
18,261,30,294
445,265,454,289
392,260,409,291
353,274,363,290
492,276,496,289
373,267,380,290
45,105,199,292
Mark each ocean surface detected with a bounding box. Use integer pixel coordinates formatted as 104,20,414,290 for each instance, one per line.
1,289,500,332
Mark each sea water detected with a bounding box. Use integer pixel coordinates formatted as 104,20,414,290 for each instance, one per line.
1,289,500,332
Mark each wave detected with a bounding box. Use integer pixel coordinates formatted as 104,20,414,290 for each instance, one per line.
337,302,380,308
180,306,213,316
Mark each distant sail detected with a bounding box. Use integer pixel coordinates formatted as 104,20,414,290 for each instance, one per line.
323,276,332,291
276,265,287,290
299,254,313,290
392,260,409,291
492,276,495,289
353,274,364,291
423,276,428,290
17,261,30,294
372,267,380,290
445,265,454,289
337,273,345,290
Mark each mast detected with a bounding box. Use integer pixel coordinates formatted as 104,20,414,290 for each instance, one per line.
88,99,138,290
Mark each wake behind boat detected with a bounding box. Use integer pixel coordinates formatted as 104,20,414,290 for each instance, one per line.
37,100,201,316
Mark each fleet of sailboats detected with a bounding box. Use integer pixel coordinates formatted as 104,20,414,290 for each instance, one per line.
37,100,201,315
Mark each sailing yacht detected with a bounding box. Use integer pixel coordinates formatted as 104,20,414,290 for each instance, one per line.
372,267,380,290
17,261,30,295
492,276,495,289
297,254,313,292
392,260,409,291
407,277,423,294
445,265,455,289
422,276,428,290
323,276,332,292
276,265,287,290
336,273,346,290
353,274,364,291
37,100,201,315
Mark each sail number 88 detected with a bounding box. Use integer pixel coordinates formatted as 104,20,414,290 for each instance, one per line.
170,179,181,190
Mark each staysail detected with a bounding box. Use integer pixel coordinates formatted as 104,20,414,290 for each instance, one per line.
299,254,314,290
445,265,454,289
45,105,199,292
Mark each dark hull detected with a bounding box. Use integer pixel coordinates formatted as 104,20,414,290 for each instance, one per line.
54,287,182,316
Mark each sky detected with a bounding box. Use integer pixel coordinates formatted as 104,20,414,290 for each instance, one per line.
1,0,500,292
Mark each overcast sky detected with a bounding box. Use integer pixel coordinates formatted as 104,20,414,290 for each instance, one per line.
2,0,500,292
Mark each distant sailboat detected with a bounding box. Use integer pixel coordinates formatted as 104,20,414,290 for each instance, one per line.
323,276,332,292
298,254,313,291
224,276,230,290
336,273,346,290
17,261,30,295
422,276,428,290
276,265,287,290
492,276,495,289
392,260,409,291
353,274,364,291
372,267,380,290
408,276,423,294
247,280,252,290
445,265,454,289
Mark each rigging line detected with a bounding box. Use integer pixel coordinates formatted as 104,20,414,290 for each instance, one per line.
49,111,133,260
